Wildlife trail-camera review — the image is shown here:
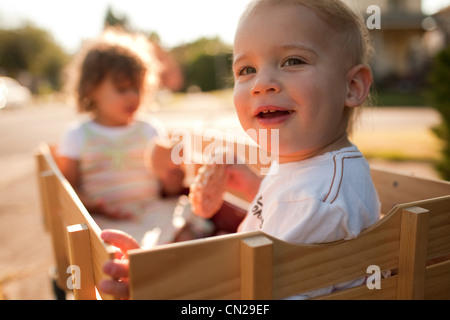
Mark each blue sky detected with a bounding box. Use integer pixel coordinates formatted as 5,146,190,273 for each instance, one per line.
0,0,448,54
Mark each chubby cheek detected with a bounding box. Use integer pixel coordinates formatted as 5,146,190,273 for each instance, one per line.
233,88,253,131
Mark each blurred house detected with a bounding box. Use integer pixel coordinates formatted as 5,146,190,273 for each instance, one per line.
433,5,450,46
345,0,430,90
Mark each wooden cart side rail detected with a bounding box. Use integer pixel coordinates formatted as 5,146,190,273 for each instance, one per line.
35,143,116,300
370,166,450,214
425,259,450,300
128,200,438,300
35,138,450,300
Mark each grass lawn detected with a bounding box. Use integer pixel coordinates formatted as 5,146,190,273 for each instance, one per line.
371,88,429,107
351,128,442,163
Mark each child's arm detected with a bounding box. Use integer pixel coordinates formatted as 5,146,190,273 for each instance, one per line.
159,166,185,196
148,139,185,197
225,164,262,202
57,156,80,190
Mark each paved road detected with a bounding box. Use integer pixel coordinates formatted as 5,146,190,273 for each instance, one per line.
0,103,77,300
0,95,443,299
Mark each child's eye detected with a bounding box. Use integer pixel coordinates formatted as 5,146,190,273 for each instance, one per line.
282,57,305,67
237,66,257,76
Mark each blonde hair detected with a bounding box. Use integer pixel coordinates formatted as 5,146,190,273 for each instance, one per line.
64,27,161,113
239,0,373,66
237,0,374,132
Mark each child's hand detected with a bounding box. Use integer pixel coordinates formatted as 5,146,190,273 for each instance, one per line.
99,229,140,300
89,199,133,220
160,167,185,196
148,138,185,196
225,164,262,202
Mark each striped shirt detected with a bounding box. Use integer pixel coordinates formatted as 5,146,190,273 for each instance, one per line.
59,117,164,215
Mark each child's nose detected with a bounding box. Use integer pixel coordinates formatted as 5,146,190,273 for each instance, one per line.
251,72,281,96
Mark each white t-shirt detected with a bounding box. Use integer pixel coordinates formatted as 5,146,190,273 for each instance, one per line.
238,145,381,298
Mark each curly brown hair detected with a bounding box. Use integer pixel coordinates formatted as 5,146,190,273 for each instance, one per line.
64,27,160,113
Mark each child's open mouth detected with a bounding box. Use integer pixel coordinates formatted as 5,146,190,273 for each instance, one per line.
255,107,294,125
257,110,293,119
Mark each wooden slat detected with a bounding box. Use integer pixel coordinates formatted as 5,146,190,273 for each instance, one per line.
128,198,448,300
37,143,115,300
55,166,115,300
271,207,402,299
389,196,450,260
35,152,51,232
41,172,70,291
67,223,96,300
129,206,404,300
371,167,450,214
316,276,398,300
240,235,273,300
425,259,450,300
425,198,450,260
129,232,260,299
396,207,429,300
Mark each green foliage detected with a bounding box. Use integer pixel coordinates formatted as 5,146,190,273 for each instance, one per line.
104,6,130,30
0,24,69,92
429,46,450,124
171,37,233,92
0,3,233,96
372,89,427,107
102,6,233,93
429,46,450,180
185,52,232,92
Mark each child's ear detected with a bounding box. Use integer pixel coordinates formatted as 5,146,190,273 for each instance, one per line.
345,64,373,108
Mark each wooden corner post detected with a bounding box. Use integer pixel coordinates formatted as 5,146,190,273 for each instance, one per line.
240,235,273,300
397,206,429,300
67,223,97,300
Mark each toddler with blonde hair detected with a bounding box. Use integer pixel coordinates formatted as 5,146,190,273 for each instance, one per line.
100,0,381,299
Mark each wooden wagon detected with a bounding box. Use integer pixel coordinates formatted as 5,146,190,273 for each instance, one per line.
35,135,450,300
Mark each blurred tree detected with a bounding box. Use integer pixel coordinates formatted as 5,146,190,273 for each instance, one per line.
101,4,232,93
103,4,232,93
429,45,450,180
170,37,233,92
0,24,69,93
104,6,130,30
